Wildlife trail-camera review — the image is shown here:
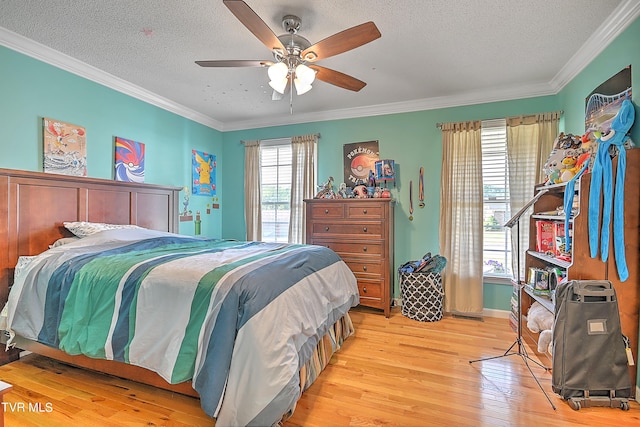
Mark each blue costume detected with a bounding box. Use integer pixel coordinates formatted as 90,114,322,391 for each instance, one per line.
588,98,635,282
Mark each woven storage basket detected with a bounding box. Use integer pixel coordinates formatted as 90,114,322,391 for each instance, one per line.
399,271,444,322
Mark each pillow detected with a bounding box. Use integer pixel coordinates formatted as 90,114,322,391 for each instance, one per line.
14,255,37,280
63,221,143,238
49,236,81,248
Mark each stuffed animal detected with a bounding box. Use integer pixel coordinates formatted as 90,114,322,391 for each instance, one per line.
352,184,368,198
558,155,577,182
543,133,585,184
526,301,554,354
539,329,553,354
526,301,553,333
543,147,566,184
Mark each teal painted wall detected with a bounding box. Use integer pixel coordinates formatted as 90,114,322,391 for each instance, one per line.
556,15,640,391
558,16,640,144
2,14,639,309
0,46,224,238
222,95,559,303
223,16,640,312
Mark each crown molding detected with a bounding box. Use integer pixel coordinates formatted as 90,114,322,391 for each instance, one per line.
3,0,638,133
225,1,640,131
0,27,224,131
221,82,556,131
550,0,640,91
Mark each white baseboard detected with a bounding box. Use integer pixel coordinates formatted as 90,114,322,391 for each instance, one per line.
483,308,511,319
393,299,511,320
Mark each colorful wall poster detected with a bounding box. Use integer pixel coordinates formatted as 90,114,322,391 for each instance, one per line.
192,149,216,196
585,65,632,134
343,141,379,187
114,136,145,183
43,117,87,176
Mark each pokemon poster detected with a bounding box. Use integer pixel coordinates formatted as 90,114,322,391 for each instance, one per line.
343,141,379,187
114,137,145,183
192,149,216,196
43,117,87,176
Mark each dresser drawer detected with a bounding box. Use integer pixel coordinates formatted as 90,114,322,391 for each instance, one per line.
346,204,385,219
357,279,382,300
314,240,383,257
310,222,383,238
308,203,344,219
343,259,384,277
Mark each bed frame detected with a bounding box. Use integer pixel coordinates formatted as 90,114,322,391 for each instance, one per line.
0,168,197,396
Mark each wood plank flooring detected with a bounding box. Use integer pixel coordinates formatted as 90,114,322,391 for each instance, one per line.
0,306,639,426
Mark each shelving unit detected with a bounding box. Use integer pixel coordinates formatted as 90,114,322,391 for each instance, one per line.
521,149,640,393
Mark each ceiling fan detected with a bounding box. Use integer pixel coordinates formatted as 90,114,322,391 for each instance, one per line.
196,0,381,98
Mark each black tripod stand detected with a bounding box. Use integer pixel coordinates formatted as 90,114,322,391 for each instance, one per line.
469,189,556,410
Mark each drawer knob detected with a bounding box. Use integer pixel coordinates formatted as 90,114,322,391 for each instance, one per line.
363,209,368,214
363,246,367,252
363,227,368,232
363,266,368,271
325,209,329,214
325,226,330,232
363,287,367,293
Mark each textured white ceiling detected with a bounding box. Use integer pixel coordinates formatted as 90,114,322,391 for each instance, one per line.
0,0,638,130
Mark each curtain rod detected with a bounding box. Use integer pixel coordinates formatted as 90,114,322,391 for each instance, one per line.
241,133,320,144
435,111,563,129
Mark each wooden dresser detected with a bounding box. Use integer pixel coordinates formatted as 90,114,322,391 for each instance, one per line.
304,198,394,317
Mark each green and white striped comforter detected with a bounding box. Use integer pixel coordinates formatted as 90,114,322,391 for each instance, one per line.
5,228,359,426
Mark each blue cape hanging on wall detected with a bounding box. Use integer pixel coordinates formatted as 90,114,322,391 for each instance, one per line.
588,98,635,282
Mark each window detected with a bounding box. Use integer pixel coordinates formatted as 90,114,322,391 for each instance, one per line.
260,139,291,242
482,119,512,278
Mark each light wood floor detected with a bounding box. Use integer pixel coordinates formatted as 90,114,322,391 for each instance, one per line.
1,307,639,426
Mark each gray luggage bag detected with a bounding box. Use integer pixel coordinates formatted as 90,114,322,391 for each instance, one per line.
551,280,632,410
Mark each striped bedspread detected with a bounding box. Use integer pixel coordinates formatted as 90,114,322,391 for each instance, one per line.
5,228,359,426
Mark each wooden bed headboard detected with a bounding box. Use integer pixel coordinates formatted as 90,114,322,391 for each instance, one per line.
0,168,181,306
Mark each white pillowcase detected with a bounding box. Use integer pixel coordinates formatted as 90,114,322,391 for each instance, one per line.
49,236,81,248
63,221,143,238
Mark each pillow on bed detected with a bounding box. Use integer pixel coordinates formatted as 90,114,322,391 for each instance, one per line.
14,255,38,280
49,236,81,248
63,221,143,238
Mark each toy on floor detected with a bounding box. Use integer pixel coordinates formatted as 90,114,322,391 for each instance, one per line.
526,301,554,354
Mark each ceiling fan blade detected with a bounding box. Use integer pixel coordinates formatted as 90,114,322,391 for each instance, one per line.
301,22,381,62
196,60,273,67
309,65,367,92
223,0,286,53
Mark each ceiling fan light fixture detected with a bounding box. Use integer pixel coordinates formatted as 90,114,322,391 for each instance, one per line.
268,62,288,81
294,78,312,95
295,64,315,85
269,77,288,94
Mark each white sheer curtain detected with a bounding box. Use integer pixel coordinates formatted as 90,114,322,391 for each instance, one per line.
439,121,484,317
506,112,561,280
243,139,262,241
289,134,318,243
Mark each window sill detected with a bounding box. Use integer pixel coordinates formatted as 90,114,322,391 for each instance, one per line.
483,275,513,285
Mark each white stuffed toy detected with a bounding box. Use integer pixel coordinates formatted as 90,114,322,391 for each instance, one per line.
526,301,554,354
539,329,553,355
